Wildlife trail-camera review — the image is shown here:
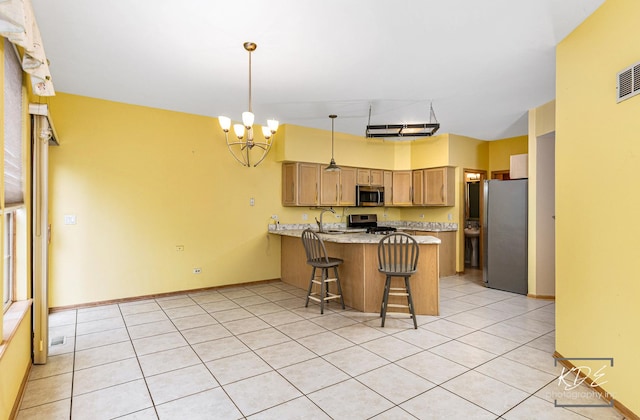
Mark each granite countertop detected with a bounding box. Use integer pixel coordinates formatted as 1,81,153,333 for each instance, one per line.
379,221,458,232
268,226,442,244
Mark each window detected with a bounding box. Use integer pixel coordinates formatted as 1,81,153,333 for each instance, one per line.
3,37,24,313
3,211,16,312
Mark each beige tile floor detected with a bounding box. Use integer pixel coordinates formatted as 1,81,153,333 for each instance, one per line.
17,270,625,419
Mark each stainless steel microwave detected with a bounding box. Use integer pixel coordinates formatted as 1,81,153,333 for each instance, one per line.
356,185,385,207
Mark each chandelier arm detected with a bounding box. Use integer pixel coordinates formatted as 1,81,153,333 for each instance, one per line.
224,132,250,166
251,147,271,167
227,140,250,147
251,141,272,150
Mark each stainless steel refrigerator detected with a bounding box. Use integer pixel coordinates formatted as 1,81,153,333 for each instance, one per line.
483,179,528,294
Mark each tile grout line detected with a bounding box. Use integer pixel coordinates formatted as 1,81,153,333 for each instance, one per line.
27,277,600,419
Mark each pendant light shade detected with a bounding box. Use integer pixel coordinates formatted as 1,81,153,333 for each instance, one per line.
325,114,341,172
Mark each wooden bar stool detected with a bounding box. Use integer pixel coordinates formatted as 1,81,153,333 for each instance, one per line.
377,232,419,329
301,229,345,314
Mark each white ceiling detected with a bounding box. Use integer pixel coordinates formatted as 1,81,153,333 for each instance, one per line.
31,0,605,140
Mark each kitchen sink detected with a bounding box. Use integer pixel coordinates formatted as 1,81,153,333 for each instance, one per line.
319,229,365,235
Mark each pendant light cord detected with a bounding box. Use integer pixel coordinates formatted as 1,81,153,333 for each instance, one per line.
248,49,252,113
331,117,335,158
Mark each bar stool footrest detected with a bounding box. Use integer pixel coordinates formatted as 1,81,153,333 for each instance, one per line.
386,303,410,309
385,311,414,317
311,278,338,285
308,293,342,303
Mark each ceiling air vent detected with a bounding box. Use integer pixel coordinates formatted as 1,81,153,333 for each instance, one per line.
617,61,640,103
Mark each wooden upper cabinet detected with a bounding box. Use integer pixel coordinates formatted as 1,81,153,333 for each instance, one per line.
282,162,319,206
424,166,455,206
392,170,413,206
357,169,370,185
383,171,393,206
370,169,383,186
285,162,453,207
412,170,424,205
338,167,357,206
298,163,320,206
356,168,383,186
320,166,356,206
282,163,297,206
320,170,340,206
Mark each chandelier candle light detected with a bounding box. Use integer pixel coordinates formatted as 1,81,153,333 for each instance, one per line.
218,42,279,167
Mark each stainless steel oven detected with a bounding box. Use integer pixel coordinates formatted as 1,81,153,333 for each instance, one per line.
356,185,385,207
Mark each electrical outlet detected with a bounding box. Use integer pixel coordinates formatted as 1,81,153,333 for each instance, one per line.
193,268,201,274
420,214,425,218
176,245,184,251
302,213,308,220
271,214,278,220
448,213,453,221
249,197,255,206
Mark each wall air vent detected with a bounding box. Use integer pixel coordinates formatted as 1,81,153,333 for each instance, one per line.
617,61,640,103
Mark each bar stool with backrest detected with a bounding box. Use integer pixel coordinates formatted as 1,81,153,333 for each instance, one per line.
377,232,419,329
301,228,346,314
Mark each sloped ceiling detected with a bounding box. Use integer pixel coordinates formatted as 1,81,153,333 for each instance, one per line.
31,0,605,140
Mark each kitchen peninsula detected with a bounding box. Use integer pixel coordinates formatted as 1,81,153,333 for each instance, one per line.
269,224,451,316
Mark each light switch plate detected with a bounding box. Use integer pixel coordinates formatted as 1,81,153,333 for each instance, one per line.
64,214,77,225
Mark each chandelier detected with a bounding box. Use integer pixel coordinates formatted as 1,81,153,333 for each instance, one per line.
218,42,279,167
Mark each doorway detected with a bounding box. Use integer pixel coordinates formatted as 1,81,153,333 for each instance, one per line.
534,132,555,296
463,169,487,270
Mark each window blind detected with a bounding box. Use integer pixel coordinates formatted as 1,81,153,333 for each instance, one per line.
4,38,24,206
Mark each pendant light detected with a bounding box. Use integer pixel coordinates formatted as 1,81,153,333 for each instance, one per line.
325,114,341,172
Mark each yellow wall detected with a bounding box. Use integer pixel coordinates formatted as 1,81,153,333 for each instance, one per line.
488,135,528,176
48,91,535,307
409,134,450,169
0,312,31,420
279,124,400,170
48,93,284,306
556,0,640,413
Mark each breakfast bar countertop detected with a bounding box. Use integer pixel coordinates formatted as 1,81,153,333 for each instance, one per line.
268,228,441,244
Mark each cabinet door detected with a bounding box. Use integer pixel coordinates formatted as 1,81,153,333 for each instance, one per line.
320,170,339,206
339,167,357,206
392,171,413,206
370,169,383,186
282,163,297,206
383,171,393,206
412,170,424,205
298,163,320,206
357,169,370,185
425,167,455,206
436,231,457,277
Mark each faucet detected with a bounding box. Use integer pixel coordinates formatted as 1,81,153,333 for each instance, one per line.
315,207,336,233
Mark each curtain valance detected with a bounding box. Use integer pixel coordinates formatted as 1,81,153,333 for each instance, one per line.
0,0,55,96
